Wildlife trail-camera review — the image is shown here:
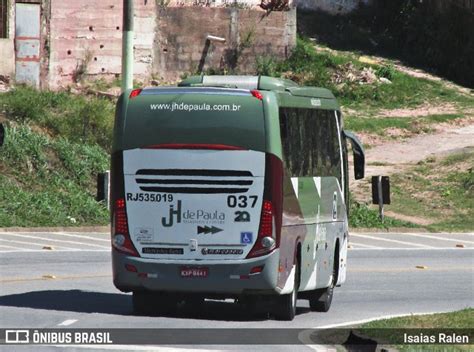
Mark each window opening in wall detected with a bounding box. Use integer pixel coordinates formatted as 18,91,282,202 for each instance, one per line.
0,0,8,38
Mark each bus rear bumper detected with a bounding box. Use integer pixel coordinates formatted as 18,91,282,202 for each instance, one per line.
112,249,280,296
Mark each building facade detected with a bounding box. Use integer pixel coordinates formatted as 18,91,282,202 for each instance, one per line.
0,0,296,89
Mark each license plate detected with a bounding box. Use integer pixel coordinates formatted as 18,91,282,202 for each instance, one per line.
180,266,208,278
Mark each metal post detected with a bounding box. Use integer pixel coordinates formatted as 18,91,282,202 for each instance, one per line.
377,175,384,222
121,0,134,92
97,171,111,210
104,170,111,210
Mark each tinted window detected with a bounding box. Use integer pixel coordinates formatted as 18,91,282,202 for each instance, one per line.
122,93,266,152
280,108,341,183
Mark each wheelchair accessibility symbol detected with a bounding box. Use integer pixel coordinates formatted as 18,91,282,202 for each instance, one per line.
240,232,253,244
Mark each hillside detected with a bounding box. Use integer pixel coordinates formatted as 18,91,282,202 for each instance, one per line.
0,89,112,227
0,38,472,230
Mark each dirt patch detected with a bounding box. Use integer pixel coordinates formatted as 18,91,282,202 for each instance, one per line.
353,132,386,147
362,123,474,175
378,103,458,118
383,211,435,226
350,123,474,206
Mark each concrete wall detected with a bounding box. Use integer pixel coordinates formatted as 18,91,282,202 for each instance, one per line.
0,1,296,88
296,0,372,14
154,7,296,81
0,0,15,78
48,0,156,88
46,2,295,88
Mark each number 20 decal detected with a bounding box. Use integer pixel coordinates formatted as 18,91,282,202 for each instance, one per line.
227,195,258,208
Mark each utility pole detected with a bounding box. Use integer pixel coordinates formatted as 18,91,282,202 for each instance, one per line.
121,0,134,92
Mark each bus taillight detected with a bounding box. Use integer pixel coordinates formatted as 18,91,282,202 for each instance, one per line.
260,200,273,236
247,200,276,258
246,154,283,259
112,198,139,256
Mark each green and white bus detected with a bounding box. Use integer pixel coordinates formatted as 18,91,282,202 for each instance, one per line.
110,75,365,320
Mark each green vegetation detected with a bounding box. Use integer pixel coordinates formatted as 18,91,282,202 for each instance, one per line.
0,85,114,226
358,309,473,352
0,124,109,227
388,150,474,232
298,2,474,88
0,86,114,150
349,196,417,229
255,37,472,113
0,38,470,228
362,308,473,329
344,114,463,135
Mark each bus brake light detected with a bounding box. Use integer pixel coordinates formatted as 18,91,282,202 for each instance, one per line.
129,89,142,99
112,198,139,256
251,90,263,100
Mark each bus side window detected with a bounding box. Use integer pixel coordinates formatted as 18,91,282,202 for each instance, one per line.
279,108,342,187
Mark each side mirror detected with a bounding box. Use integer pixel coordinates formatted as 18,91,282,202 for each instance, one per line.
343,130,365,180
0,123,4,147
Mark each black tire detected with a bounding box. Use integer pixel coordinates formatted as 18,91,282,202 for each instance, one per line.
309,262,336,312
274,264,299,321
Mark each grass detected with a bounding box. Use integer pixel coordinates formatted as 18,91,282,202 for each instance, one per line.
357,309,473,352
388,150,474,232
344,114,463,135
0,85,115,150
255,37,473,114
361,309,473,330
0,124,109,227
349,194,417,229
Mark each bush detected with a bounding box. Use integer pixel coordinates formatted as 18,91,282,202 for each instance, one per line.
349,200,416,229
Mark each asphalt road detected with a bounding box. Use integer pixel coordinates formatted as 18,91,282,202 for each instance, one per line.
0,231,473,351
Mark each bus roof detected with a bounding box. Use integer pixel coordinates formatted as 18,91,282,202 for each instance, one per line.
178,75,339,111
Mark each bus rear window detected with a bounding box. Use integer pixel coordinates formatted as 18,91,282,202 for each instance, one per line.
123,94,265,151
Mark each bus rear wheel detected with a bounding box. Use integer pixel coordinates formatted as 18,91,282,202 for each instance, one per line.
274,264,299,321
309,264,336,312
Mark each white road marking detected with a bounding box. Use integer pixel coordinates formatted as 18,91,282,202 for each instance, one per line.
0,249,109,253
314,310,456,328
0,244,27,250
0,233,109,249
397,232,474,244
0,238,77,251
348,242,381,249
57,319,78,326
54,232,110,242
350,233,435,248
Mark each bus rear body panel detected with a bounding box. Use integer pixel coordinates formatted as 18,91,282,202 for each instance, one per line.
123,148,264,261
